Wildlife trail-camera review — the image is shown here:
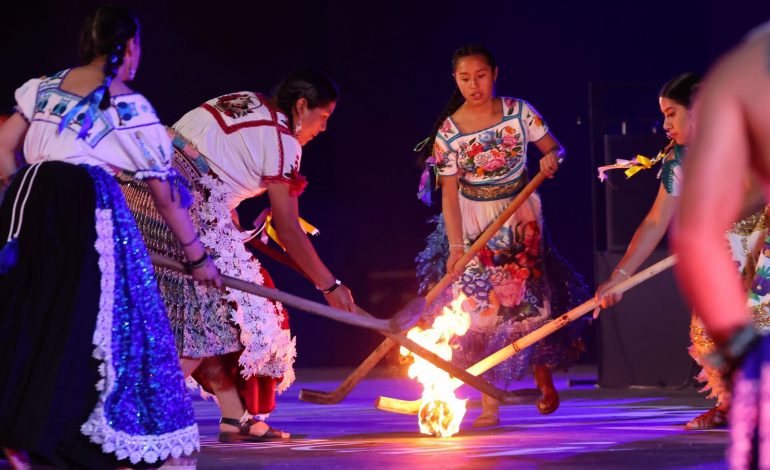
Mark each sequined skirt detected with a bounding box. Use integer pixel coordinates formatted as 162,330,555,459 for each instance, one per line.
119,131,296,389
0,162,197,467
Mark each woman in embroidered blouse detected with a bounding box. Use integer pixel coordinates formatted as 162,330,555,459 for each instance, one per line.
0,6,219,469
594,73,769,430
123,69,353,443
417,44,586,428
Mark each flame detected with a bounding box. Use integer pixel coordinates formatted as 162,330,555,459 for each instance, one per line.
400,294,470,437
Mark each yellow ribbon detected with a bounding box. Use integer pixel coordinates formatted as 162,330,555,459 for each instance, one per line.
623,155,654,178
262,212,319,250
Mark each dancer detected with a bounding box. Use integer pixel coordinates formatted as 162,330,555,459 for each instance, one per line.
675,21,770,469
0,5,219,469
595,73,768,430
121,68,354,443
415,44,587,428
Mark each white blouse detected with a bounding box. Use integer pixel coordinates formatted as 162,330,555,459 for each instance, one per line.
15,69,172,180
173,92,303,210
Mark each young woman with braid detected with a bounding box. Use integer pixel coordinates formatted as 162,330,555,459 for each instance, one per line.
593,73,768,430
0,5,220,468
415,44,587,428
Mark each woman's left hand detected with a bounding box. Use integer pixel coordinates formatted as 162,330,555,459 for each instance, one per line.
539,152,560,178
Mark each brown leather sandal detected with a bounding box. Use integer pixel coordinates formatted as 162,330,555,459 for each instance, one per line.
218,417,289,443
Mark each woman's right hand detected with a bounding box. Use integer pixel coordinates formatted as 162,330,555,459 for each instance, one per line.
191,258,222,289
592,271,628,318
324,285,356,312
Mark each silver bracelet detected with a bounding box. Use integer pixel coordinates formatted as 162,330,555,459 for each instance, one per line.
613,267,631,278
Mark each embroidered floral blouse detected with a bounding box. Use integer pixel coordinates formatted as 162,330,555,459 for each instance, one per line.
173,92,305,210
14,69,172,180
434,97,548,186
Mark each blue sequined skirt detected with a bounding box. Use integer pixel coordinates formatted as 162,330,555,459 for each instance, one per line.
0,162,198,467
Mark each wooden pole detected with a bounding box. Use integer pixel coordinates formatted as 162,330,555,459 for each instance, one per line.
149,252,507,401
300,172,550,404
374,255,678,414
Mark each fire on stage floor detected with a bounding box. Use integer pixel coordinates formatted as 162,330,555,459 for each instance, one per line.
194,366,726,469
0,366,729,469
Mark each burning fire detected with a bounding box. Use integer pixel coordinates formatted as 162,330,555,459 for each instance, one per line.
400,294,470,437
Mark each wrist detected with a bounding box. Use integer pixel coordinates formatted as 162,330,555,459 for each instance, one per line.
449,243,465,251
185,251,210,271
318,279,342,294
612,267,631,279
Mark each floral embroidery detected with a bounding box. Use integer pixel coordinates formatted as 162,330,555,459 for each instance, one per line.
116,101,139,124
212,93,261,119
439,118,454,138
457,126,523,178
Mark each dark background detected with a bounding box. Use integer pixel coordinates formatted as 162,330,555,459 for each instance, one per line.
2,1,768,368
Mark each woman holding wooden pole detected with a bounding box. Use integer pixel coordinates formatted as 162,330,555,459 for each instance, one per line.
594,73,768,430
415,44,588,428
121,69,353,452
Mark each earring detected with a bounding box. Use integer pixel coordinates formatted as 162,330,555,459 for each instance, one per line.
293,117,302,137
127,57,136,80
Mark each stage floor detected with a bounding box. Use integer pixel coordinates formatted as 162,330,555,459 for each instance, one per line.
2,366,729,469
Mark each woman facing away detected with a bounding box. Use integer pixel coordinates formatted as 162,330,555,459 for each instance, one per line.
593,73,768,430
415,43,588,429
0,5,220,469
119,68,356,445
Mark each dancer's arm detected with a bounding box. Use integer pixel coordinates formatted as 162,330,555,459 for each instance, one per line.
595,186,678,310
441,174,465,277
147,178,221,288
266,181,355,312
0,114,28,183
533,132,565,178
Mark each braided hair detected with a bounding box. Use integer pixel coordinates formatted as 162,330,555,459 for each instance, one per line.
659,73,701,109
78,5,139,110
416,44,498,166
273,68,339,131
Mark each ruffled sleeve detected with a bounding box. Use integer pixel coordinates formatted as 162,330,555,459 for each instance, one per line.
521,100,548,142
14,78,42,122
434,130,458,177
261,129,307,197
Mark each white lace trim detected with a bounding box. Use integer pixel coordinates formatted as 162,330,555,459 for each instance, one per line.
195,174,296,392
81,208,200,464
729,374,759,470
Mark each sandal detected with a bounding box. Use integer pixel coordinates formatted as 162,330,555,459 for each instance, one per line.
685,406,728,430
536,393,560,415
218,417,290,443
472,414,500,428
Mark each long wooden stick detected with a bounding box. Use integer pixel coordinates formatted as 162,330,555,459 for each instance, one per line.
375,255,678,414
299,172,549,404
149,252,507,401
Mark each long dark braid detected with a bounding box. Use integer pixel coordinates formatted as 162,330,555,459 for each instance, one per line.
416,44,498,166
78,5,139,110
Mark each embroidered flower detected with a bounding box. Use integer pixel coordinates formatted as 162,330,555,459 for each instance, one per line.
440,119,453,136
